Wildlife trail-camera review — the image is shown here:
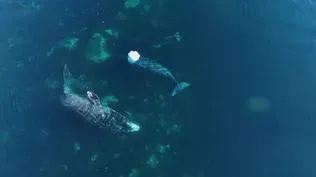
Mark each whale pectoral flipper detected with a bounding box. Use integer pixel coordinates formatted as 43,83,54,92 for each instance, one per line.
63,64,74,85
63,64,76,94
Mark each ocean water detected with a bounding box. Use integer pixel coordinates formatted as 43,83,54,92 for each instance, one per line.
1,0,316,177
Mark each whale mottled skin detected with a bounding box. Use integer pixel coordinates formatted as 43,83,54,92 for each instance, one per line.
60,64,140,135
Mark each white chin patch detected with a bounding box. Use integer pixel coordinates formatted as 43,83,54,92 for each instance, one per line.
128,51,140,63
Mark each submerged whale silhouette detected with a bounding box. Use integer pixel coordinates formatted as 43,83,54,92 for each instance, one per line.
60,64,140,135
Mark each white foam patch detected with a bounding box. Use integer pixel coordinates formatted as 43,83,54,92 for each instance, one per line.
128,51,140,63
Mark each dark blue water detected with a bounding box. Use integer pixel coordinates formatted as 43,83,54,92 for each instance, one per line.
1,0,316,177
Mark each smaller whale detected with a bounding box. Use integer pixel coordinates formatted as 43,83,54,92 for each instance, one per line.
60,64,140,135
127,51,191,96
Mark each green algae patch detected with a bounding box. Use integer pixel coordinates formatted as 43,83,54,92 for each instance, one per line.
85,33,111,63
58,37,79,51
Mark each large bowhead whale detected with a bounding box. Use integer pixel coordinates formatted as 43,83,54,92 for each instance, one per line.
60,64,140,135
